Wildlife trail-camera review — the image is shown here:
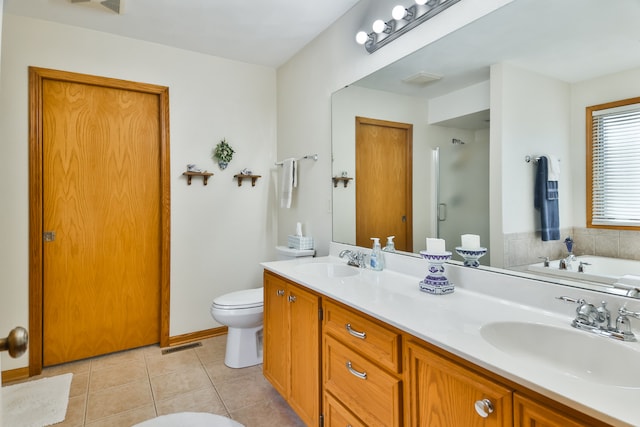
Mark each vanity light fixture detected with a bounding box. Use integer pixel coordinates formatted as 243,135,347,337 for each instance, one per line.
356,0,462,53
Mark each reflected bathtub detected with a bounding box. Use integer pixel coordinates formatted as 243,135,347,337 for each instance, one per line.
528,255,640,287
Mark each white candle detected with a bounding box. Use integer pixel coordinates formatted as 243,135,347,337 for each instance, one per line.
426,238,446,253
461,234,481,249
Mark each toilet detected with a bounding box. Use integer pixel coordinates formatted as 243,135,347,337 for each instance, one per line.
210,246,314,368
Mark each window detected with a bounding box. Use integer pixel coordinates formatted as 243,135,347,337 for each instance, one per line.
587,96,640,229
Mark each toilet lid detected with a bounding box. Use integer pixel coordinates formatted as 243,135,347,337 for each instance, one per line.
212,287,263,309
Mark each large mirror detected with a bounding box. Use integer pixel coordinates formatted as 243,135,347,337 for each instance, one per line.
331,0,640,294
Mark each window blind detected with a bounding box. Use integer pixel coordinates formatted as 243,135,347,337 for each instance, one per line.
591,103,640,226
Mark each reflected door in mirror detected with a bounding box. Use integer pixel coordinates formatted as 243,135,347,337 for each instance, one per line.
356,117,413,251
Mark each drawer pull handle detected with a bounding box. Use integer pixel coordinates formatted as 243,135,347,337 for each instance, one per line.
346,361,367,380
345,323,366,339
276,289,285,296
474,399,494,418
288,295,297,303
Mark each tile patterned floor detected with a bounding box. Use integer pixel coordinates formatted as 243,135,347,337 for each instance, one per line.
11,336,305,427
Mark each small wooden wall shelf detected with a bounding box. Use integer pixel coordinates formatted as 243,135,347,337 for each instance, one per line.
183,171,213,185
234,174,262,187
333,177,353,188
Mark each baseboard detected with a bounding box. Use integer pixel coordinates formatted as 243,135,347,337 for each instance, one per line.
167,326,228,347
1,327,228,382
2,366,30,384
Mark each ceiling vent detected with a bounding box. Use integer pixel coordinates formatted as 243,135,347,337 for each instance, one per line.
70,0,124,14
402,71,442,86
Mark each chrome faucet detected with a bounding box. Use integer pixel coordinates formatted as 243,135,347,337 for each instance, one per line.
578,261,590,273
557,296,638,341
339,249,366,268
559,253,577,270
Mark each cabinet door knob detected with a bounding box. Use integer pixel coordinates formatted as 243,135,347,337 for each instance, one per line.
345,323,366,339
276,289,285,296
288,295,297,303
346,361,367,380
474,399,494,418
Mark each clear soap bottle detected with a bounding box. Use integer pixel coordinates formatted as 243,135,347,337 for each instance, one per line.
370,237,384,271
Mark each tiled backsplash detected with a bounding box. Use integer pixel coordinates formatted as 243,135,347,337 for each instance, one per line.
503,227,640,268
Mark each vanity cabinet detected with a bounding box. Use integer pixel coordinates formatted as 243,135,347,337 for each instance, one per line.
263,270,615,427
514,394,594,427
322,300,403,427
404,338,513,427
263,271,321,427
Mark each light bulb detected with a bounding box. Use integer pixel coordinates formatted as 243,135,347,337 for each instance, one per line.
372,19,387,34
355,31,369,45
415,0,427,5
392,5,407,20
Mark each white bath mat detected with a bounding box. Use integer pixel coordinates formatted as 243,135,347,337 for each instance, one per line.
2,373,72,427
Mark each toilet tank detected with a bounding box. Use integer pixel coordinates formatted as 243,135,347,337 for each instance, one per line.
275,246,315,260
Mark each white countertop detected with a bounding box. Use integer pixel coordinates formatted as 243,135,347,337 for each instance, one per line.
262,245,640,427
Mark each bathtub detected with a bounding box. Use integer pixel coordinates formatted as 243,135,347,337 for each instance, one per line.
527,255,640,287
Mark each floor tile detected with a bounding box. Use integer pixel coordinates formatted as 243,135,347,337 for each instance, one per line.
8,335,304,427
86,378,153,422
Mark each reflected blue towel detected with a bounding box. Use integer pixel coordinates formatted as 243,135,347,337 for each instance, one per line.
534,156,560,241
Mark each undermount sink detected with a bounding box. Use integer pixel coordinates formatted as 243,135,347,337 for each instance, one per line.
480,321,640,388
294,262,360,278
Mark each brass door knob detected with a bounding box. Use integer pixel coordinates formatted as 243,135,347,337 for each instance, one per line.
0,326,28,358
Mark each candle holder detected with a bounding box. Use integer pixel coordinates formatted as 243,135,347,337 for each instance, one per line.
455,247,488,268
419,251,454,295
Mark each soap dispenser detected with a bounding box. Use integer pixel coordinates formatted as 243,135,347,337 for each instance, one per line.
383,236,396,252
370,237,384,271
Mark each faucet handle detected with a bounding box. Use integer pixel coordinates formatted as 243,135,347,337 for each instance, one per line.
619,307,640,319
616,307,640,341
578,261,591,273
556,296,586,305
538,256,550,267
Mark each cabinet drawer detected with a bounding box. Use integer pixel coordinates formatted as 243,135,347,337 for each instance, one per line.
324,300,401,373
324,392,367,427
324,335,402,427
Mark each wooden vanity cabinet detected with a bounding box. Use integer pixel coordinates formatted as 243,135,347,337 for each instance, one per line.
263,271,321,427
322,300,403,427
404,338,513,427
514,393,604,427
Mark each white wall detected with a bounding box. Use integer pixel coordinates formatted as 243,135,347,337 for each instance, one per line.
490,63,571,265
276,0,515,256
0,14,277,370
570,66,640,227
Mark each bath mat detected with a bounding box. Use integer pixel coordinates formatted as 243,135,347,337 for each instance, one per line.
133,412,244,427
2,373,72,427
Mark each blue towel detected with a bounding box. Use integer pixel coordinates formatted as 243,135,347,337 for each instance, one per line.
534,156,560,241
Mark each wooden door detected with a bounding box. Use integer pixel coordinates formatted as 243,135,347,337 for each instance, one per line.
514,394,589,427
355,117,413,252
404,340,513,427
29,67,171,370
288,284,321,427
263,272,289,396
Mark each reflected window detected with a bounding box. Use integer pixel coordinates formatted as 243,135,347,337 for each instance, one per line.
587,97,640,229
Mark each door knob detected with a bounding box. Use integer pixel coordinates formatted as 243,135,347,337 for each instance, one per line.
0,326,28,358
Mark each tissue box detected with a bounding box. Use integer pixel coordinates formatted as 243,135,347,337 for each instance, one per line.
288,235,314,250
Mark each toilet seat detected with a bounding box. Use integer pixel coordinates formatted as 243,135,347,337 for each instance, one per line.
212,287,263,310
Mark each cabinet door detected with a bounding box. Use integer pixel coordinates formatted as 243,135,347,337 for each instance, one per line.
263,272,289,397
405,340,513,427
288,284,321,427
514,393,590,427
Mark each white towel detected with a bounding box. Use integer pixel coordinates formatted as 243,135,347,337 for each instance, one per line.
280,158,297,209
547,155,561,182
